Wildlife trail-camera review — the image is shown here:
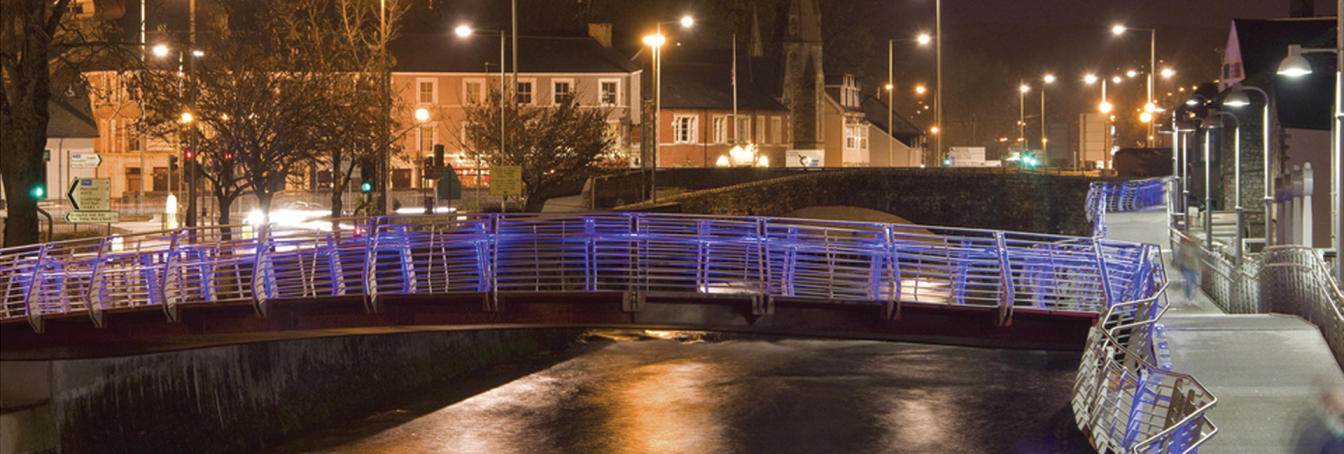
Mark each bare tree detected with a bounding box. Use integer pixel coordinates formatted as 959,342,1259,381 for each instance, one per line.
1,0,128,246
460,88,619,212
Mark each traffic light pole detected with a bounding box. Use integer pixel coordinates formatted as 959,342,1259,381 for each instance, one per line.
185,0,198,228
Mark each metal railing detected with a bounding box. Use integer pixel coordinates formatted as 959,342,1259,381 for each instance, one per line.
1089,178,1167,238
1074,179,1219,453
1179,228,1344,367
1,213,1145,332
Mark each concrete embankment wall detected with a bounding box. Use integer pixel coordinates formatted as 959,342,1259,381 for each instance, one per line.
1,329,579,454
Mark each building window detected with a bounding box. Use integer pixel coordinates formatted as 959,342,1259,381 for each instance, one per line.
771,117,782,144
712,116,727,144
464,80,483,104
844,118,868,150
419,126,434,153
392,169,412,189
673,115,696,144
127,133,142,152
736,117,750,144
756,115,766,144
126,167,142,194
418,80,436,104
553,80,573,104
600,80,619,106
517,81,533,104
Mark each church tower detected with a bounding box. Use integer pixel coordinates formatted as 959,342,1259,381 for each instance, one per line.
780,0,824,150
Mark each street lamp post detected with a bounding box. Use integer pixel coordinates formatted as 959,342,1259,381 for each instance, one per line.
1225,85,1272,246
1018,82,1029,150
1213,110,1242,264
887,39,893,167
935,0,942,166
1040,74,1054,165
1276,0,1343,283
643,16,693,203
1113,25,1157,147
455,26,507,213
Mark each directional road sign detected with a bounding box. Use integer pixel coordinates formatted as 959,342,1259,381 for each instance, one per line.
67,178,111,211
437,164,462,200
69,153,103,168
66,211,120,223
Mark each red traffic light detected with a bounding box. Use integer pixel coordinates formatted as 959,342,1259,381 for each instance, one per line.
184,149,194,160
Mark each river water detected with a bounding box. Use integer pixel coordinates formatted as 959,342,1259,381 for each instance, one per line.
257,332,1093,454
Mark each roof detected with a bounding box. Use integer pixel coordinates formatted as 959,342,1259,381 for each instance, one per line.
47,95,99,138
389,34,639,74
823,87,863,113
860,96,924,139
658,62,788,111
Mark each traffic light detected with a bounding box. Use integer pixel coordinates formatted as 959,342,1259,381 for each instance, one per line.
30,183,45,200
169,156,179,171
183,148,194,161
360,180,374,193
359,159,376,193
31,160,46,200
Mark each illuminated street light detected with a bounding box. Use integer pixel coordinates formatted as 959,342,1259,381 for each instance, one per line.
180,112,194,123
1161,68,1175,78
1127,70,1138,78
414,108,430,123
918,34,931,45
680,16,694,28
153,44,169,57
1100,102,1113,113
915,85,926,94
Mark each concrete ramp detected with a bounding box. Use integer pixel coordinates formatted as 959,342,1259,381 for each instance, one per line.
1103,207,1344,453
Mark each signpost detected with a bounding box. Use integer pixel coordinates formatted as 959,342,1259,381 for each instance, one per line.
437,164,462,200
490,166,522,196
66,178,119,224
69,153,103,169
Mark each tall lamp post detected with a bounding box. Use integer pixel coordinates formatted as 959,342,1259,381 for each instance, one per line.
455,26,507,211
1212,110,1242,264
1224,85,1272,246
934,0,942,166
1040,74,1054,164
1113,25,1157,147
1018,82,1029,150
642,16,693,203
1277,0,1343,283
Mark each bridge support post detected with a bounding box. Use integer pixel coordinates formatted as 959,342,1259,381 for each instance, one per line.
251,225,273,318
87,236,110,329
161,230,183,322
751,294,774,316
622,291,644,312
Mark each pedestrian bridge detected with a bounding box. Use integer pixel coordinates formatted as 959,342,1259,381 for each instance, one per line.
1,209,1157,352
1,179,1223,453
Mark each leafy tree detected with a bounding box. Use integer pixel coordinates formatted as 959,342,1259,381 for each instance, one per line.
459,89,618,212
1,0,127,246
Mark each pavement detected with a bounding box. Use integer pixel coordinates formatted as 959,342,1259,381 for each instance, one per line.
1103,208,1344,454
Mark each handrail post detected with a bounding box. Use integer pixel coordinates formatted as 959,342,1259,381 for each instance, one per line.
994,231,1014,326
24,243,51,333
161,230,182,322
87,236,111,328
251,224,272,317
362,217,381,311
1093,238,1115,309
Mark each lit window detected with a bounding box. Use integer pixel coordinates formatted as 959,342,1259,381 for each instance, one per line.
419,126,434,153
418,80,435,104
673,115,696,144
600,81,619,106
712,116,727,144
771,117,781,144
756,115,766,144
736,117,750,143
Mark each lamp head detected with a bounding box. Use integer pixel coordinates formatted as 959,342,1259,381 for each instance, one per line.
1112,25,1127,35
1277,44,1313,77
1020,84,1030,93
643,34,666,47
680,16,694,27
917,34,931,45
1043,74,1055,84
454,26,472,37
152,44,169,57
1084,74,1097,84
1224,87,1251,107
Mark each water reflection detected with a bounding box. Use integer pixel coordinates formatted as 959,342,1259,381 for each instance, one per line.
259,333,1092,454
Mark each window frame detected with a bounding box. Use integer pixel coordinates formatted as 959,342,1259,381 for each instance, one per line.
417,78,437,105
463,78,485,105
672,114,697,144
516,79,536,105
712,115,727,144
552,79,574,105
599,79,621,106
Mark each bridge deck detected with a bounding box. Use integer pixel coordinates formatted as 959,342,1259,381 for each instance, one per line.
1104,209,1344,454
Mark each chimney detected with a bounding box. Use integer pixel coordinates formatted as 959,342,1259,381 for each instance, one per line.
589,23,613,48
1290,0,1315,17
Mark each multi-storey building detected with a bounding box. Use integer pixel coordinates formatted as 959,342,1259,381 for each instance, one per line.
387,26,642,189
653,62,790,167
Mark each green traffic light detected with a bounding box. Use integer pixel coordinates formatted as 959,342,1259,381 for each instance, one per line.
360,181,373,193
31,185,45,199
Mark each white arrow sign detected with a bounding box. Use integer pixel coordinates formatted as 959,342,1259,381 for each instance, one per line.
69,153,103,168
67,178,111,211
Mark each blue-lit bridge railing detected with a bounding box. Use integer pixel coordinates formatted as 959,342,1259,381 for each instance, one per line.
1088,177,1169,238
1,213,1154,332
1074,179,1218,453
